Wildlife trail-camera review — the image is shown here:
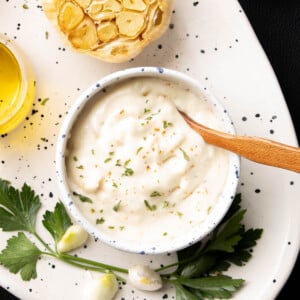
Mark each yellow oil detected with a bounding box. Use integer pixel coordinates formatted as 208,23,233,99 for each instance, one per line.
0,41,34,135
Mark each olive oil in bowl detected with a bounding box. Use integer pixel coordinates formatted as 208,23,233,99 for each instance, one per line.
0,35,34,135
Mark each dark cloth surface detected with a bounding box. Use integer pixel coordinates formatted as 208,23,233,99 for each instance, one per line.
0,0,299,299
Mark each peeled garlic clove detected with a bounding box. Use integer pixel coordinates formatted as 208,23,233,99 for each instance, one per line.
58,1,85,32
128,265,162,291
68,16,98,49
122,0,147,12
83,273,119,300
97,22,119,42
116,11,145,37
57,224,89,253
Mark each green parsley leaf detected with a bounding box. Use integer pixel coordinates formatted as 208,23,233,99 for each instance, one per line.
175,284,199,300
0,232,41,281
205,210,246,253
165,193,263,300
0,179,41,233
177,275,244,299
72,191,93,203
222,193,242,223
180,253,216,278
42,202,72,244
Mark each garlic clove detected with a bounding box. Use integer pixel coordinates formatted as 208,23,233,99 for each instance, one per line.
128,265,162,291
83,273,119,300
57,224,89,253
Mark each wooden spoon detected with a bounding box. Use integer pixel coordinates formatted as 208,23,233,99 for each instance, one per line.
179,111,300,173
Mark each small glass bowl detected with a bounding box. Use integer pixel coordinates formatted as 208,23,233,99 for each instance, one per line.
0,34,35,135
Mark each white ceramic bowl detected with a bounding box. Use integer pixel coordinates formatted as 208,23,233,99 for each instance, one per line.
56,67,240,254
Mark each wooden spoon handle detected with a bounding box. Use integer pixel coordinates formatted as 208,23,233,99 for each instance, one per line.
182,112,300,173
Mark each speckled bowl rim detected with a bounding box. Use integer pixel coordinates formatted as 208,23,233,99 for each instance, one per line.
56,66,240,254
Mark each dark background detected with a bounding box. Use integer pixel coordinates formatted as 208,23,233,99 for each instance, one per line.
0,0,299,299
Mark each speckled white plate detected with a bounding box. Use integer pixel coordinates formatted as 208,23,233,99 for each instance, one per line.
0,0,299,300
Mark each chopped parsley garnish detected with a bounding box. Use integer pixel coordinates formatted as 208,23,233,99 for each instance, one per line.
179,147,190,161
163,120,173,129
124,159,131,167
41,97,49,105
144,108,151,114
72,191,93,204
115,159,122,167
96,217,105,224
112,182,118,188
123,168,134,176
150,191,162,197
76,165,84,170
73,156,78,162
144,200,157,211
177,211,183,217
113,201,121,212
104,151,115,163
136,147,143,155
163,201,169,208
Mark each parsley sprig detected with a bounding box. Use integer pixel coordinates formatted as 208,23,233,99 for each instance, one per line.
0,179,263,299
157,194,263,299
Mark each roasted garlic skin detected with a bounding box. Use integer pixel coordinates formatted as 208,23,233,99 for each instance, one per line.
43,0,174,63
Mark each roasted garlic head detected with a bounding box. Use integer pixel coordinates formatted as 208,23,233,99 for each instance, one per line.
43,0,174,63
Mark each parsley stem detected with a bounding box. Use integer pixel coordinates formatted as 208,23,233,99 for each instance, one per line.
155,256,193,273
60,253,129,274
57,256,126,282
33,232,56,255
40,251,127,282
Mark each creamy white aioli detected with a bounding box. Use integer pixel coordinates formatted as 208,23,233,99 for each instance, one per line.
66,77,229,248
